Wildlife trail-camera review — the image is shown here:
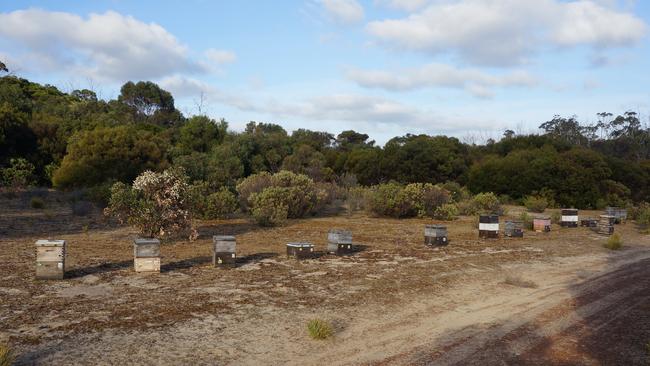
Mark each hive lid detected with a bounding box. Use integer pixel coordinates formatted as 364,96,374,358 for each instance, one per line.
328,229,351,234
213,235,236,241
35,239,66,247
287,242,313,248
134,238,160,245
425,224,447,229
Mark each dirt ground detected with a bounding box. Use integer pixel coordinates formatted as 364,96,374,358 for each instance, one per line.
1,192,649,365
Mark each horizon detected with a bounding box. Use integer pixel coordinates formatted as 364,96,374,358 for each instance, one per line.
1,0,649,144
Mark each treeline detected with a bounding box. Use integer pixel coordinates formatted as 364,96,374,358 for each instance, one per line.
1,73,650,210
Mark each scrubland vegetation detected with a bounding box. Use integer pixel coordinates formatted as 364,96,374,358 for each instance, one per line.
2,72,650,232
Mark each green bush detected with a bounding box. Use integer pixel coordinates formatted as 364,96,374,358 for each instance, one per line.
422,185,452,217
0,343,14,366
472,192,502,215
307,319,333,340
30,196,44,209
520,211,533,230
457,198,480,216
1,158,36,189
433,203,459,221
204,188,238,219
236,172,273,211
551,210,561,224
250,187,289,226
523,195,548,213
365,183,451,218
604,233,623,250
631,203,650,226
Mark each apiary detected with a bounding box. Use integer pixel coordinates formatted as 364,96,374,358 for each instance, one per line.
327,229,353,255
504,220,524,238
598,215,615,235
580,218,598,227
479,215,499,239
605,207,627,224
287,242,314,259
533,217,551,232
213,235,236,267
560,209,579,228
35,239,66,280
424,224,448,245
134,238,161,273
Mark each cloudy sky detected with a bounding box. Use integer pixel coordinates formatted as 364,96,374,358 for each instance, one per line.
1,0,648,143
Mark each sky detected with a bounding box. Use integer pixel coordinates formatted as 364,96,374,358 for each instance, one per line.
0,0,649,144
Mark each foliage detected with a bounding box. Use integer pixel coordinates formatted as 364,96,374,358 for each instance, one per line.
551,211,561,224
472,192,502,215
604,233,623,250
104,168,196,239
345,186,367,215
306,319,333,340
433,203,459,221
30,196,44,209
523,195,548,213
0,343,14,366
365,183,451,218
249,187,289,226
204,188,238,219
1,158,36,188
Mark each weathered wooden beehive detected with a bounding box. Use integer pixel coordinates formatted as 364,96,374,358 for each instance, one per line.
533,217,551,232
424,225,448,245
287,242,314,259
504,220,524,238
597,215,615,235
580,218,598,227
560,209,579,228
133,238,160,273
35,239,66,280
327,229,353,255
478,215,499,239
213,235,236,267
605,207,627,224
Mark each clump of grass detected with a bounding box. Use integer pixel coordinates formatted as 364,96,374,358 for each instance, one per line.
0,343,15,366
604,233,623,250
504,275,538,289
307,319,333,340
30,197,45,209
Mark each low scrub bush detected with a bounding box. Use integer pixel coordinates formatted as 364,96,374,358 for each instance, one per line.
250,187,289,226
105,168,197,240
551,211,561,224
473,192,502,215
236,172,274,212
434,203,459,221
365,183,451,218
204,188,238,219
307,319,333,340
523,195,548,213
604,233,623,250
0,343,14,366
520,212,533,230
30,197,45,209
457,199,480,216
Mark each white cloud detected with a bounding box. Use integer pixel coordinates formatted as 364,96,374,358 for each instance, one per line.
0,8,207,81
204,49,237,65
346,62,537,97
366,0,647,66
320,0,365,24
375,0,430,12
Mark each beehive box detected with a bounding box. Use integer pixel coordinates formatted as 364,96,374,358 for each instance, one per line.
478,215,499,239
424,224,448,245
35,239,66,280
560,209,579,228
597,215,615,235
533,217,551,232
213,235,236,267
327,229,354,255
504,220,524,238
606,207,627,224
580,218,598,227
133,238,161,273
287,242,314,259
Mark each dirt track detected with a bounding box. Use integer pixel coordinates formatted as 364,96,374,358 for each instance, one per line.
1,195,649,365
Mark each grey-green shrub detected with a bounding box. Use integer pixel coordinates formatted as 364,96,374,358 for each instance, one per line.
524,195,548,213
204,188,238,219
473,192,502,214
434,203,459,221
250,187,289,226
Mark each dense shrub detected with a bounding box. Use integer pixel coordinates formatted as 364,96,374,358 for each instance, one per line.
204,188,238,219
473,192,502,214
30,196,44,209
365,182,408,217
457,199,480,216
105,168,196,239
433,203,459,221
604,233,623,250
236,172,274,211
250,187,289,226
422,185,452,217
1,158,36,188
523,195,548,213
365,183,451,218
306,319,333,340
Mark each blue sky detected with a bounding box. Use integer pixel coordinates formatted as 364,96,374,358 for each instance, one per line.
1,0,649,144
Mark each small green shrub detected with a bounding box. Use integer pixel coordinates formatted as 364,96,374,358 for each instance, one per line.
520,212,533,230
551,211,561,224
204,188,238,219
434,203,459,221
473,192,502,215
0,343,14,366
523,195,548,213
457,199,480,216
250,187,289,226
604,233,623,250
30,197,45,209
307,319,333,340
633,203,650,226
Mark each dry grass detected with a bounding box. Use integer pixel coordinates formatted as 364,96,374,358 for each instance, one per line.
604,233,623,250
0,344,15,366
307,319,333,340
504,275,539,289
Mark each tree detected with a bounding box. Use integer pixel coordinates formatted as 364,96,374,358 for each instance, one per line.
0,60,7,73
52,126,170,188
177,115,227,154
335,130,375,150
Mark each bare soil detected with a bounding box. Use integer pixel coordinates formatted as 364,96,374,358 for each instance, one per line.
1,192,649,365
